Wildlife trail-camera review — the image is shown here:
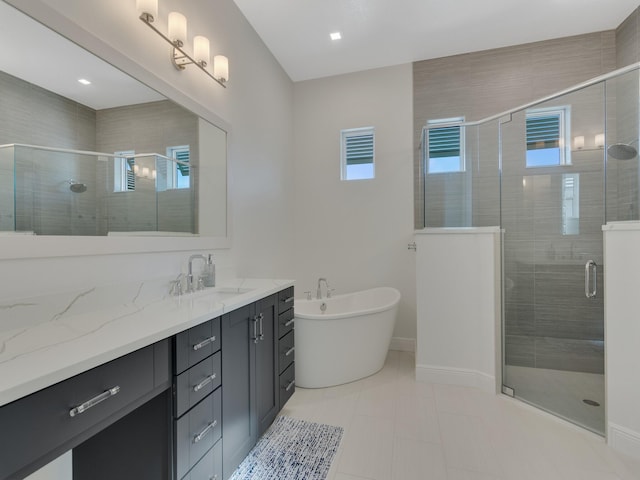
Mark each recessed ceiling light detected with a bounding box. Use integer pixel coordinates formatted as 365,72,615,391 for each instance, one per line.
78,78,91,85
330,32,342,41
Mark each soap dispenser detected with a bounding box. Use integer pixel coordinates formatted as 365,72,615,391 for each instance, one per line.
202,254,216,287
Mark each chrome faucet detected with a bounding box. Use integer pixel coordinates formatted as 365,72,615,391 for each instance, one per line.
187,254,207,293
316,278,330,299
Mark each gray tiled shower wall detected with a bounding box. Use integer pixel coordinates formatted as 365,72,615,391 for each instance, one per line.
0,70,198,235
414,7,640,374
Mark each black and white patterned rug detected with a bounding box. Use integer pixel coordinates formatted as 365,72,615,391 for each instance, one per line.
229,416,344,480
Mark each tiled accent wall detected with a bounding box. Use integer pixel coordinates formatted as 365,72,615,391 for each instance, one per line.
0,70,98,235
616,6,640,67
413,31,621,374
414,31,617,229
95,101,199,234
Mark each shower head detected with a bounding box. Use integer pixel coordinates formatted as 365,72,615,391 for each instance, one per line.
68,180,87,193
607,142,638,161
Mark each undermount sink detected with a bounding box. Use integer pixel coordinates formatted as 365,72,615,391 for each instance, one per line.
183,286,255,301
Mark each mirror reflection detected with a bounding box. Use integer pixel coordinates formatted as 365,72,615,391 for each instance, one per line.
0,1,227,237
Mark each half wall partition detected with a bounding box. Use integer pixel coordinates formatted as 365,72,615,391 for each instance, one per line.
421,63,640,435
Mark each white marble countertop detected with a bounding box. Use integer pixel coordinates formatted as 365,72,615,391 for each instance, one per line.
0,278,294,407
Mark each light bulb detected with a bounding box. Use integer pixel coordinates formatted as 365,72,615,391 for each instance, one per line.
168,12,187,46
136,0,158,21
213,55,229,83
194,36,210,66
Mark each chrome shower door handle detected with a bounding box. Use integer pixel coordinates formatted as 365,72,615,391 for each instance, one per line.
585,260,597,299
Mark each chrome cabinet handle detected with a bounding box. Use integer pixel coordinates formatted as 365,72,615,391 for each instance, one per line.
193,373,217,392
283,296,294,304
285,346,295,357
69,386,120,417
258,313,264,341
285,380,295,392
585,260,597,299
252,316,259,344
284,319,295,328
193,420,217,443
193,336,216,351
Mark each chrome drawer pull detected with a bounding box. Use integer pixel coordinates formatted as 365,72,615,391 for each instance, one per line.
285,346,295,357
283,296,294,304
193,420,217,443
193,336,216,351
258,313,264,341
284,319,295,328
193,373,217,392
285,380,295,392
69,386,120,417
253,316,259,344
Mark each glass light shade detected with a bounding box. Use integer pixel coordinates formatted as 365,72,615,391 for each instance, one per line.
595,133,605,148
168,12,187,45
194,36,210,65
151,169,157,180
133,164,140,175
574,135,585,149
136,0,158,20
213,55,229,82
142,167,150,178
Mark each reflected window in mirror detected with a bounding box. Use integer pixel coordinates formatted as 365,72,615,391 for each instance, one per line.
114,150,136,192
166,145,190,189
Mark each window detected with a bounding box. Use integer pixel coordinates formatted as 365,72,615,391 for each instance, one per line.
114,150,135,192
525,107,571,167
426,117,465,174
341,127,374,180
166,145,190,189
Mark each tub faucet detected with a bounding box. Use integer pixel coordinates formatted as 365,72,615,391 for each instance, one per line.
187,254,207,293
317,278,330,299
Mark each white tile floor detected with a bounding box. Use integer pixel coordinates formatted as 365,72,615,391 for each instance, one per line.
280,351,640,480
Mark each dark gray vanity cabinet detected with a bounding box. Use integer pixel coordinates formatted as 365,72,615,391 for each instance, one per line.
256,294,279,437
221,294,279,479
221,302,257,479
0,340,171,480
172,317,223,480
277,287,296,409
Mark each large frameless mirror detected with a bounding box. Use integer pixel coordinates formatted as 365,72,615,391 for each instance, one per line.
0,1,227,239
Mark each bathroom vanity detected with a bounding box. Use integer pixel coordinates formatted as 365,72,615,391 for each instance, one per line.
0,279,295,480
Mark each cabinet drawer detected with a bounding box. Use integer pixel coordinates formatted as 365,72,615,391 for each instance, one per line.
175,351,221,418
278,287,294,313
175,317,221,375
278,308,295,339
187,439,222,480
175,388,222,480
279,362,295,410
0,345,156,480
278,330,295,375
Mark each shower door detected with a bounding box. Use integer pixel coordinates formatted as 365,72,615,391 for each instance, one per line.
501,82,606,434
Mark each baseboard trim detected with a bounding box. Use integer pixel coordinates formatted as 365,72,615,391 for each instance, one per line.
608,423,640,460
389,337,416,352
415,364,496,394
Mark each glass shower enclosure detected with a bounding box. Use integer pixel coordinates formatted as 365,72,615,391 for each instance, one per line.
422,64,640,435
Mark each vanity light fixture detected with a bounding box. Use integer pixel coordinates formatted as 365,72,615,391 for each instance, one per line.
573,135,584,150
595,133,605,148
136,0,229,87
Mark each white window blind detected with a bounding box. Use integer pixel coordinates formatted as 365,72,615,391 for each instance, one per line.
341,127,375,180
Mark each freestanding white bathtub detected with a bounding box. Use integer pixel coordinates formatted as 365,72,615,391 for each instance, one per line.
294,287,401,388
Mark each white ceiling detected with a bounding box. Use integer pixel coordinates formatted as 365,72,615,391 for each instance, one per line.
0,1,164,110
233,0,640,82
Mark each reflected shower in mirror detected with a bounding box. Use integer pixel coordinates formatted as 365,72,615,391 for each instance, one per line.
0,0,227,237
